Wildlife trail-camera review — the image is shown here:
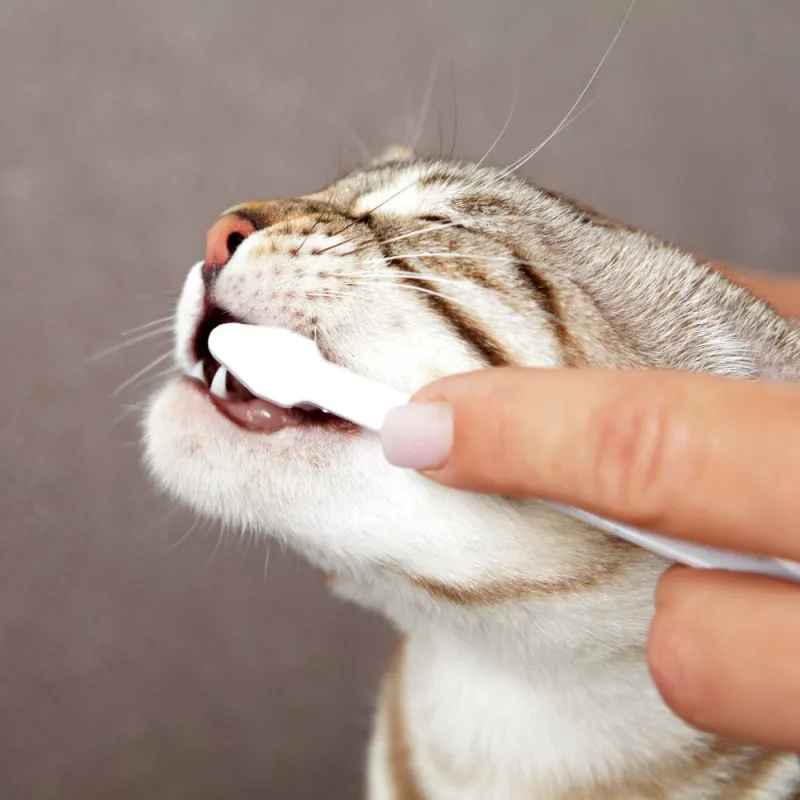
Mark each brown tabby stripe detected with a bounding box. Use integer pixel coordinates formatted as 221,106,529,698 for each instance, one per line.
718,751,795,798
506,244,582,364
402,270,513,367
385,642,426,800
410,571,615,606
510,249,559,319
405,537,636,606
368,232,513,366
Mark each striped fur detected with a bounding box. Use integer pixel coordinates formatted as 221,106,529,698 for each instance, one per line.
144,146,800,798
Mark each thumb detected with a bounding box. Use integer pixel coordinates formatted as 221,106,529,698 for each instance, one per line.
381,367,675,505
379,366,800,560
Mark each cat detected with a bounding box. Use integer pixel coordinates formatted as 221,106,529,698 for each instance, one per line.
143,145,800,798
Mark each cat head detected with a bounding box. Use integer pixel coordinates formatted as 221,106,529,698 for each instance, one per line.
143,147,766,614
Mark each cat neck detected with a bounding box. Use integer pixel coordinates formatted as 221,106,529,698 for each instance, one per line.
393,622,708,799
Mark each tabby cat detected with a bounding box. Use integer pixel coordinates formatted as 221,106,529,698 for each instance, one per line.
143,146,800,798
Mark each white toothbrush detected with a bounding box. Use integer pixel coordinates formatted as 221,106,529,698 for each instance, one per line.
208,323,800,584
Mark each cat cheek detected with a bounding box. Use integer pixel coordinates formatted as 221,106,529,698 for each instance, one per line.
380,402,453,471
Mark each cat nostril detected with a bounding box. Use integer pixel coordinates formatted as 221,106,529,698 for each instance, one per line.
226,232,245,255
203,214,256,285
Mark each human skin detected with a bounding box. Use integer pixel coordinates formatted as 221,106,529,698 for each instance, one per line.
380,263,800,752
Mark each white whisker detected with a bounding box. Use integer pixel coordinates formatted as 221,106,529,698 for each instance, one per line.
501,0,635,177
475,87,518,169
372,220,464,247
136,365,181,390
380,278,563,327
169,516,202,551
199,524,227,575
110,402,146,428
263,540,272,584
499,94,600,179
378,250,517,266
447,61,458,162
110,351,173,397
330,268,480,288
121,315,175,337
316,106,371,165
87,326,174,362
411,55,440,150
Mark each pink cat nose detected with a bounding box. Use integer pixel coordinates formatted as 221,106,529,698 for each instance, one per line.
203,214,256,284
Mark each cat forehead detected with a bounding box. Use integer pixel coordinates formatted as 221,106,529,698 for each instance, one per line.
349,164,461,218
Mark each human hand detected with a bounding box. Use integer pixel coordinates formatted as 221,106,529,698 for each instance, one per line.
379,268,800,752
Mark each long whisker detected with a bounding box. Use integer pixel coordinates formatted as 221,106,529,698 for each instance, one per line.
314,197,588,262
337,221,469,259
111,351,173,397
501,0,635,177
200,523,228,575
299,188,340,250
328,269,480,288
110,402,147,428
356,281,485,315
316,105,371,164
110,367,178,421
324,141,455,242
137,364,181,388
87,326,173,362
437,107,444,161
378,278,566,328
499,93,600,179
475,86,518,169
447,61,458,162
121,315,176,337
312,271,537,320
375,220,464,247
169,516,203,551
411,55,440,150
263,540,272,584
342,248,586,285
375,250,518,265
317,219,464,259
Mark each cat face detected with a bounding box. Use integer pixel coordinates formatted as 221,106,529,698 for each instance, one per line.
143,148,650,605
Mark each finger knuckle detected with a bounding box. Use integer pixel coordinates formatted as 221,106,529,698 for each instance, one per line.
587,390,684,523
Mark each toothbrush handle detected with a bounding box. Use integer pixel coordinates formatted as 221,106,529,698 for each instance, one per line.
313,362,411,432
542,501,800,583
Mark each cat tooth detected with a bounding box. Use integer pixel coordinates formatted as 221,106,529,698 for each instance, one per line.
210,366,230,399
189,360,206,384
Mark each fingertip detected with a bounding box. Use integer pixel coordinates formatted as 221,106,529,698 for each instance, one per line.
648,567,724,734
647,587,701,728
380,402,453,471
653,563,693,610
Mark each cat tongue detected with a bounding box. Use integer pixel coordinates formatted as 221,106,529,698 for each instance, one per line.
210,395,289,433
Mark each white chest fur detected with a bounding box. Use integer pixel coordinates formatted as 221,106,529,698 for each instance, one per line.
394,626,702,799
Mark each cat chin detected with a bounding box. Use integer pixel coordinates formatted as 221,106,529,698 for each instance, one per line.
143,376,369,522
142,377,585,590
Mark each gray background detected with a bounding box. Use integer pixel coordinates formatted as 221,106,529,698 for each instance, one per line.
2,1,798,798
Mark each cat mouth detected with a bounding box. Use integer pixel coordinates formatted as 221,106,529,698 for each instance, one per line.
183,305,355,435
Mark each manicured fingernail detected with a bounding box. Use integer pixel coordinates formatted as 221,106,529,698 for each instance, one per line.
380,403,453,470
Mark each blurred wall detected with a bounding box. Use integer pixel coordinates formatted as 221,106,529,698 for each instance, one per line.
1,1,798,797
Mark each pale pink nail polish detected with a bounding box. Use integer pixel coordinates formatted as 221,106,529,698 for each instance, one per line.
380,403,453,470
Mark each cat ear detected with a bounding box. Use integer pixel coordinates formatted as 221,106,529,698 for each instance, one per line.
370,145,416,166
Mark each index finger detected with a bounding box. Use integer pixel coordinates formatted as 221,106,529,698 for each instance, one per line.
382,368,800,563
709,261,800,320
